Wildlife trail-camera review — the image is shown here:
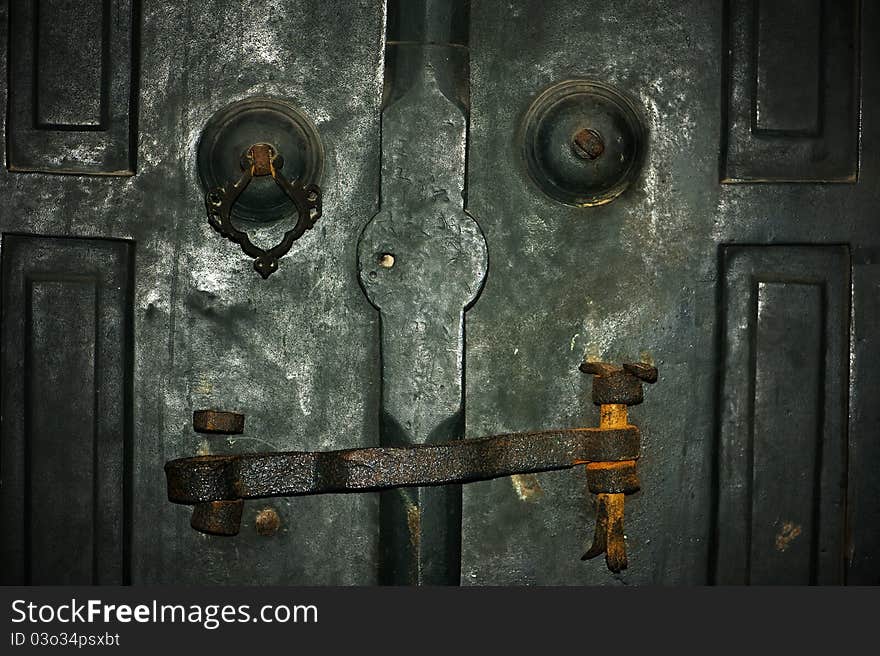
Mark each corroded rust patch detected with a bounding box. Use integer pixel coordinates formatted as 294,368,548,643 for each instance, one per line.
247,143,275,176
190,500,243,536
193,410,244,435
406,503,420,553
775,521,802,552
599,404,628,430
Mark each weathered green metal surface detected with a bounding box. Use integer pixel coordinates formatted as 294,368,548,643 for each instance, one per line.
1,0,878,585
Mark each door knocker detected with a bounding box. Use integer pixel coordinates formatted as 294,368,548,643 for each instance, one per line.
205,143,322,279
196,97,325,279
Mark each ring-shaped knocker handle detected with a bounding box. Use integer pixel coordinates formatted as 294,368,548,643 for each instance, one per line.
205,143,322,279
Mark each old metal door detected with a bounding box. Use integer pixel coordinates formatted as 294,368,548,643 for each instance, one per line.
1,0,877,585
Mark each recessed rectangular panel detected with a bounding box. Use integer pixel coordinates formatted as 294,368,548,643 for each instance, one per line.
0,235,134,584
7,0,136,174
722,0,859,181
750,282,823,584
754,0,821,134
36,0,107,129
27,279,99,584
715,245,849,585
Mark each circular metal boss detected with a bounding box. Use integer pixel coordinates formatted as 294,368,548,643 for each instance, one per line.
197,97,324,224
521,80,646,207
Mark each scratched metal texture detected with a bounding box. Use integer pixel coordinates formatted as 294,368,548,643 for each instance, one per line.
0,1,386,584
462,0,880,585
1,0,878,585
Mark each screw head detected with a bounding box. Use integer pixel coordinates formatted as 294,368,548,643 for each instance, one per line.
255,508,281,536
572,128,605,160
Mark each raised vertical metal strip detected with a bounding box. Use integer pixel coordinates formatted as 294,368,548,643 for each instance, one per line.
7,0,137,174
847,256,880,583
715,245,849,584
358,0,487,585
27,278,99,584
750,282,823,583
0,235,134,585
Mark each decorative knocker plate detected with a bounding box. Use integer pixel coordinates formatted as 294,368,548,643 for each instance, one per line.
205,143,322,278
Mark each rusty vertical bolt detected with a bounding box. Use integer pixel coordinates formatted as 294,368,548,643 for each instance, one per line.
572,128,605,160
599,403,628,429
579,361,656,573
247,143,276,176
191,500,244,536
582,400,633,573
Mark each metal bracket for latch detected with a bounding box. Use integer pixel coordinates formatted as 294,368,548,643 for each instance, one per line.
578,361,658,572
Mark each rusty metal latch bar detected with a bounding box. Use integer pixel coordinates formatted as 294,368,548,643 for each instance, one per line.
166,427,640,503
164,361,656,573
